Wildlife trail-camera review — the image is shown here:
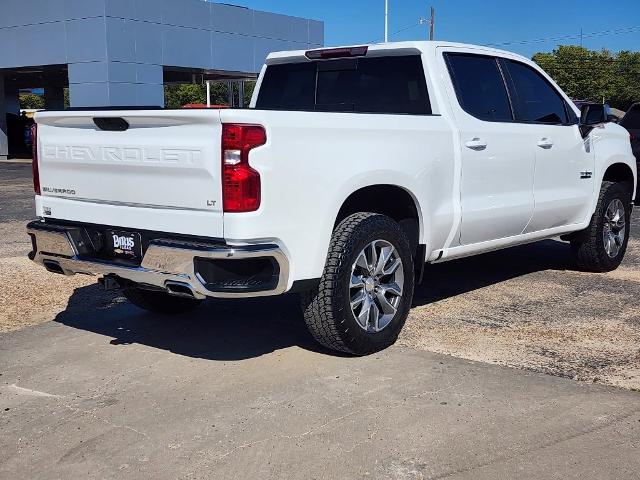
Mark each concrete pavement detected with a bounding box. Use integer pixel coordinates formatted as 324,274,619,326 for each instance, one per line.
1,162,640,479
1,293,639,479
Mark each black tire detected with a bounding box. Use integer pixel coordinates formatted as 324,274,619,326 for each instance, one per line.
571,181,632,272
122,286,203,314
301,213,415,356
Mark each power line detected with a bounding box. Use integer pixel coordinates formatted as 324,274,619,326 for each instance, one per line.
392,22,422,36
370,21,422,43
487,25,640,47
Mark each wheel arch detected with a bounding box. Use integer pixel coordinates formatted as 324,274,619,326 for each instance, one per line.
603,162,635,188
334,184,425,263
602,162,637,204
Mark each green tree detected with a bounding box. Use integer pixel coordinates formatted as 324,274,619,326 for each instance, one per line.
164,81,256,109
610,50,640,110
19,93,45,109
533,46,640,110
243,81,256,105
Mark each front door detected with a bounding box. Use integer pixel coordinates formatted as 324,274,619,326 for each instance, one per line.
499,59,595,232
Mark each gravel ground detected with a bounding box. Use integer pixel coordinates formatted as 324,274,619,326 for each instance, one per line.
400,233,640,390
1,163,639,390
0,164,117,332
0,220,116,332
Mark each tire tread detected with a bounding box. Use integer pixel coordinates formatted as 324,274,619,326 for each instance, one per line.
572,181,630,272
301,213,413,355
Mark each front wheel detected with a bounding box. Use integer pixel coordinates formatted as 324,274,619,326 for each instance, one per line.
571,181,632,272
301,213,415,356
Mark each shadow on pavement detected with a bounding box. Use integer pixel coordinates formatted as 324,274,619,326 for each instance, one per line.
55,239,576,361
55,289,329,361
414,238,575,305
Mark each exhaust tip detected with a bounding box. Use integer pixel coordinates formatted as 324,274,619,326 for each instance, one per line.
165,281,196,298
43,260,65,275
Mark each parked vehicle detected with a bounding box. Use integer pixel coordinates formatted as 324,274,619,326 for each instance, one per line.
27,42,637,355
182,103,229,109
619,102,640,165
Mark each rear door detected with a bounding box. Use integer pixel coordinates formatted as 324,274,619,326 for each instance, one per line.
443,52,535,245
500,59,595,232
35,109,224,236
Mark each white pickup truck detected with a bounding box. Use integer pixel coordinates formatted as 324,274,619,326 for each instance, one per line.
28,41,636,355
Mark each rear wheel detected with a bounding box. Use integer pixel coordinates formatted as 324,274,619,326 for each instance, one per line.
301,213,415,356
571,181,632,272
122,286,203,314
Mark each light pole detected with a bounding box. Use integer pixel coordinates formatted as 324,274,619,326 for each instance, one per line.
384,0,388,42
429,6,435,41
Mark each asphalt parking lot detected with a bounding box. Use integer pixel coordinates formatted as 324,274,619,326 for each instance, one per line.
1,162,639,479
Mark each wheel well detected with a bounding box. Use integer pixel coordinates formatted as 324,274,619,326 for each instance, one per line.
335,185,421,254
603,163,636,205
603,163,634,189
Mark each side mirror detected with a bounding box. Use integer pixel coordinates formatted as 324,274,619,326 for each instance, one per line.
580,103,607,138
580,103,606,126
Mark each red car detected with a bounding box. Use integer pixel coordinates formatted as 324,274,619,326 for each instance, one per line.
182,103,229,109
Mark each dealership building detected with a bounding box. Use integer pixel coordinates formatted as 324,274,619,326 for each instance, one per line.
0,0,324,158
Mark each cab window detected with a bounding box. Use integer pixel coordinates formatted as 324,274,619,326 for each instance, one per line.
444,53,513,122
503,60,569,124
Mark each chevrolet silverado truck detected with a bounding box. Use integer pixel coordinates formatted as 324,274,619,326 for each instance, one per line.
27,41,637,355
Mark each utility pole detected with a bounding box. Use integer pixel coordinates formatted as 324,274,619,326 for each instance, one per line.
384,0,389,42
429,6,435,41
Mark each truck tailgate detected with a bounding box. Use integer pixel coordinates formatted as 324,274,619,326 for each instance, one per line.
35,109,224,237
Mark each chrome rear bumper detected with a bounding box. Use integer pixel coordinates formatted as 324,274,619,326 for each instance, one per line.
27,221,289,299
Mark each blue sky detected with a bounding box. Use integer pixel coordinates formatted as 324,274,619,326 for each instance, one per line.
225,0,640,58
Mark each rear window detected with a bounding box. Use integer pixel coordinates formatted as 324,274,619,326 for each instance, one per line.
255,55,431,115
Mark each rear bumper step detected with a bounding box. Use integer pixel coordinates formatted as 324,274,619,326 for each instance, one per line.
27,221,289,299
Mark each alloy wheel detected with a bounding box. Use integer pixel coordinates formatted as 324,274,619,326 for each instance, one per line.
603,198,626,258
349,240,404,333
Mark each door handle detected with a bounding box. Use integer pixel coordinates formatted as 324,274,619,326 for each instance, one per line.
465,138,487,151
537,138,554,149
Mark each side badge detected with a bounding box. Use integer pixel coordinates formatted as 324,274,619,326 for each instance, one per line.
43,206,52,216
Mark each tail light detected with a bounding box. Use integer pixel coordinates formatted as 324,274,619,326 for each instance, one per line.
305,46,368,60
31,124,40,195
222,124,266,212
